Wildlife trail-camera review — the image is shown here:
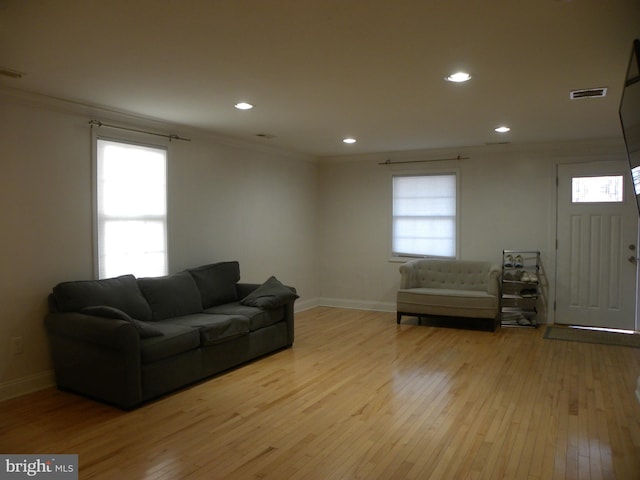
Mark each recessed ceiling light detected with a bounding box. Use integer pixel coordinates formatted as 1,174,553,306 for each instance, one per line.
235,102,253,110
445,72,472,83
343,138,357,144
495,126,511,133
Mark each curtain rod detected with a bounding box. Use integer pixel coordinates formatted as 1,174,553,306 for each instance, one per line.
89,120,191,142
378,155,469,165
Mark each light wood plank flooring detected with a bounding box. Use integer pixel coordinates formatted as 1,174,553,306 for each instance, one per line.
2,307,640,479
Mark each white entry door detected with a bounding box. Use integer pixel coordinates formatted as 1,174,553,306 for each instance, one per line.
556,161,638,330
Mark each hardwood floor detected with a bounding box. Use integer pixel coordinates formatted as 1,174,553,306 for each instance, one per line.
2,307,640,479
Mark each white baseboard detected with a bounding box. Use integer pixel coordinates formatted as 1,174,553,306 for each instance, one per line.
318,297,396,313
0,370,55,402
296,297,396,313
294,298,320,312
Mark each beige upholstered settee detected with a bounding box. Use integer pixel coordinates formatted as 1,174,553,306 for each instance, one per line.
396,259,501,330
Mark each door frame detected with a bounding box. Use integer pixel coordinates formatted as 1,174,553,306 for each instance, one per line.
553,159,640,331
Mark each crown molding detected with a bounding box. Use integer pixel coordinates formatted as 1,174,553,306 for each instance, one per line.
0,85,316,163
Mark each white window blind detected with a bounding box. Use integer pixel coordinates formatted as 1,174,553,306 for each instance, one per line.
392,174,457,257
96,139,168,279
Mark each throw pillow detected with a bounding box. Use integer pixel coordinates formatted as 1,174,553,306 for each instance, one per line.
240,276,298,309
80,305,164,338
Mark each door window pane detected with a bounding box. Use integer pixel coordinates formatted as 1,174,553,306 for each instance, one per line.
572,175,623,203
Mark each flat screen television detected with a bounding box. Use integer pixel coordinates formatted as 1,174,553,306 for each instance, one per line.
619,38,640,214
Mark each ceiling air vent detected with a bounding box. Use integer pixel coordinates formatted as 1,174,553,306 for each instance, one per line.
569,87,607,99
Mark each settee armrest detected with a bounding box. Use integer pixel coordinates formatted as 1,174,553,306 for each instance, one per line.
399,261,417,289
487,265,501,296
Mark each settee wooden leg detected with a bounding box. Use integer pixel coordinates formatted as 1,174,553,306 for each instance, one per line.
396,312,402,324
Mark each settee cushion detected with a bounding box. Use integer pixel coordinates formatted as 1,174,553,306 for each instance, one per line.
51,274,153,321
166,313,250,345
189,261,240,308
137,272,202,321
240,276,298,309
204,302,285,331
140,322,201,363
397,288,498,319
80,306,164,338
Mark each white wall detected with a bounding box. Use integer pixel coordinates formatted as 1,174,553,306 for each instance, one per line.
0,90,319,400
0,88,629,401
317,140,629,320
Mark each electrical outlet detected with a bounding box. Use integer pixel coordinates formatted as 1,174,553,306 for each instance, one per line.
11,336,23,355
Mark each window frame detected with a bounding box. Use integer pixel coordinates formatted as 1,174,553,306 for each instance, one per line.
390,169,460,261
92,131,169,279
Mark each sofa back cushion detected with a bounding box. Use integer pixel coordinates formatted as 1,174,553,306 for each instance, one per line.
138,271,203,321
188,261,240,308
51,274,153,321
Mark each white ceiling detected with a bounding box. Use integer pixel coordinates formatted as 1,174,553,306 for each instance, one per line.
1,0,639,157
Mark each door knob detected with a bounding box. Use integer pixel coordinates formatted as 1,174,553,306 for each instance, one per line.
628,256,638,264
630,244,636,251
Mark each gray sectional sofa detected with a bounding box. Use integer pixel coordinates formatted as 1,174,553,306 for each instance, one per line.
44,261,297,409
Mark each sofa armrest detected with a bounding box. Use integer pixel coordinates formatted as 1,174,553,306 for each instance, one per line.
45,312,140,350
281,286,297,346
44,312,143,409
236,282,296,346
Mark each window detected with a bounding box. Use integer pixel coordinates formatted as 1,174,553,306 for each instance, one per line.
571,175,623,203
392,173,457,258
631,166,640,195
96,138,168,279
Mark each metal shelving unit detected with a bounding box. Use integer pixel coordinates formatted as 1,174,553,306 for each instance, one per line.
500,250,540,328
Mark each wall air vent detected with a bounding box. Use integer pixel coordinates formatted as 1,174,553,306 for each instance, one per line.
569,87,607,99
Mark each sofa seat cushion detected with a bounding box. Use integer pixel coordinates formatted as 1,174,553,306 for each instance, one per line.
140,322,200,364
167,313,250,346
137,272,203,321
204,302,284,331
397,288,498,318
